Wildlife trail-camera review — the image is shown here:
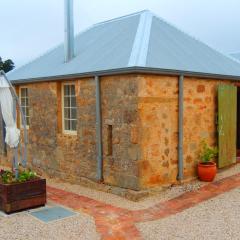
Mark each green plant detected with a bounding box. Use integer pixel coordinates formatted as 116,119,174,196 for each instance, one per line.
0,170,14,184
0,168,37,184
18,169,37,183
199,140,218,163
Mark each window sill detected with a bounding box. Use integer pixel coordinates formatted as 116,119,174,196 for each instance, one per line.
63,130,77,136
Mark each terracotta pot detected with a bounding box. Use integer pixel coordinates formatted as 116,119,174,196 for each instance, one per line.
197,162,217,182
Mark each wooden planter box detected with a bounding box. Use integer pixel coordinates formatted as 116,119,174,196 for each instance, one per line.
0,178,46,214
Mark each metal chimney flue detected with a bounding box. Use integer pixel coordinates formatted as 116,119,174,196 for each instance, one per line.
64,0,74,62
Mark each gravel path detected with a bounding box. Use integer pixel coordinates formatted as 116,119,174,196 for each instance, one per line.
1,164,240,211
137,187,240,240
0,164,239,239
0,209,100,240
47,163,240,210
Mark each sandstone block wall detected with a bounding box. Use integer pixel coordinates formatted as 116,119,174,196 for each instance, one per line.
101,75,141,190
138,75,179,188
183,77,231,179
0,73,235,191
0,75,142,190
138,74,233,188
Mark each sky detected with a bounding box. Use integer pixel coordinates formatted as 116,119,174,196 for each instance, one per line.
0,0,240,68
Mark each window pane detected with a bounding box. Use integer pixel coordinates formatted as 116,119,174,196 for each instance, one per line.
64,97,70,107
71,96,76,107
70,85,75,95
26,117,30,126
71,108,77,119
20,88,30,127
26,107,30,117
64,120,70,130
71,120,77,131
21,98,26,106
21,88,26,97
64,85,70,96
64,108,70,119
63,84,77,132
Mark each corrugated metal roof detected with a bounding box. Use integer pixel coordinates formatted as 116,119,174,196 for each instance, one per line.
8,10,240,82
232,53,240,61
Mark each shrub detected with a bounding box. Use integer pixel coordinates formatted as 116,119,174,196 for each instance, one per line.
199,140,218,163
0,168,37,184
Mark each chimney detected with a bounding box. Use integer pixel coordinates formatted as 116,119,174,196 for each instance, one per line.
64,0,74,62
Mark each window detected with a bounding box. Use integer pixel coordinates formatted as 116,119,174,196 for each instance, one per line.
62,83,77,133
20,87,30,127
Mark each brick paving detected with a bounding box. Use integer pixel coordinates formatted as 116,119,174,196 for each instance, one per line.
47,173,240,240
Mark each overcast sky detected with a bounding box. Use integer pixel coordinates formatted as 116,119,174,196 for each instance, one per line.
0,0,240,67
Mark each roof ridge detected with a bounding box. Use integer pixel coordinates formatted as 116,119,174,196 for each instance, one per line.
231,52,240,60
152,13,240,66
92,10,149,28
128,10,153,67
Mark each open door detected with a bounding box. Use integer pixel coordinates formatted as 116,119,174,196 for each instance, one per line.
218,85,237,168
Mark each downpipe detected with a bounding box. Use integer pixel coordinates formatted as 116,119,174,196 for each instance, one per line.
95,76,103,182
177,75,184,181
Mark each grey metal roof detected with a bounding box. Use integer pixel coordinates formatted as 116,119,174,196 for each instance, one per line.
232,53,240,61
8,10,240,83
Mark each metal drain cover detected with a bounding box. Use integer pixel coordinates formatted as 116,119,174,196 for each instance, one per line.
30,206,77,223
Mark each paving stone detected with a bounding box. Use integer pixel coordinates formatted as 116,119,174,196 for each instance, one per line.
47,173,240,239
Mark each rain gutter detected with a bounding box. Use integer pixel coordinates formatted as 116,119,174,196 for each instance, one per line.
10,67,240,85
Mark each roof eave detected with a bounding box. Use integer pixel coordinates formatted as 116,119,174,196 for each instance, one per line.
10,67,240,85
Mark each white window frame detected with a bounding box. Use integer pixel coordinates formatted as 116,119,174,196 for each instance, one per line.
62,82,77,135
19,86,30,129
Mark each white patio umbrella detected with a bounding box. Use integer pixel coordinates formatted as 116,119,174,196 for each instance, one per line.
0,74,20,148
0,71,28,176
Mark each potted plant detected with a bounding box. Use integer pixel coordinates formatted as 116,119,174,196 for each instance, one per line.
198,140,218,182
0,167,46,214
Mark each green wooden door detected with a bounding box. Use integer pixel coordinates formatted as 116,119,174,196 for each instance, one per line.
218,85,237,168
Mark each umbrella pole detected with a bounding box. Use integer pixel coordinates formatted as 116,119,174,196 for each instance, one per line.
12,98,19,178
13,148,19,178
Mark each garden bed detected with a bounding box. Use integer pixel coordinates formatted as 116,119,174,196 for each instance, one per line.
0,178,46,214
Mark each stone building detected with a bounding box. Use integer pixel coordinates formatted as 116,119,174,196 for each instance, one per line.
2,10,240,192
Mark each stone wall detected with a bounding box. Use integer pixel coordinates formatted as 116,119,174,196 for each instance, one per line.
0,73,235,191
0,79,97,181
0,74,142,190
138,74,233,189
138,75,179,188
183,77,231,179
101,75,141,190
